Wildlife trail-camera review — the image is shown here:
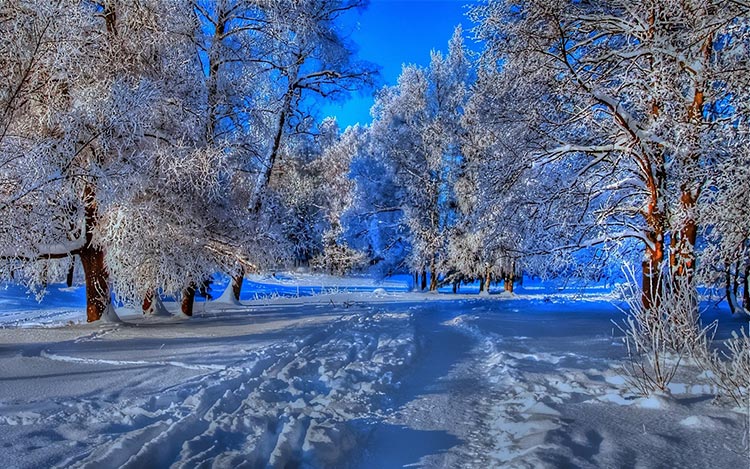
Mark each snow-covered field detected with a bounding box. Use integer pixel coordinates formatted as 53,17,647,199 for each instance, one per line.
0,275,748,468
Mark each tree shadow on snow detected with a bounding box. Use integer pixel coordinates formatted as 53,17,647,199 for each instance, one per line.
351,421,462,469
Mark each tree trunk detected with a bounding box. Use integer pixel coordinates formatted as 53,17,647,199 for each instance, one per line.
142,290,154,314
484,266,491,294
429,269,438,291
251,89,294,213
479,276,485,293
743,261,750,313
420,269,427,291
80,185,111,322
414,272,419,290
641,229,665,311
672,188,698,287
181,283,196,316
505,261,516,293
670,32,711,293
79,244,110,322
725,263,738,315
231,267,244,302
66,256,75,287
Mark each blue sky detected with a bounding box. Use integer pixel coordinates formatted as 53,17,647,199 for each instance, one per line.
320,0,481,129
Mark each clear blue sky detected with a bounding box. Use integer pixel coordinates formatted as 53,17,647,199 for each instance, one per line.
320,0,481,129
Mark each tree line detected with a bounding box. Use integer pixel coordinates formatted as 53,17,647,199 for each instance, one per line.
1,0,749,321
347,0,750,315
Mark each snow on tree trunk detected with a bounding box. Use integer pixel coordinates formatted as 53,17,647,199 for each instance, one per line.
216,275,241,305
142,290,171,316
98,303,122,324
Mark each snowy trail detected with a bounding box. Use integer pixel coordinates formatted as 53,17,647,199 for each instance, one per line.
1,307,417,468
1,296,748,468
354,301,749,468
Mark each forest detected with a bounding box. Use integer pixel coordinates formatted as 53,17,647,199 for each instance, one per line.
1,1,749,467
2,0,749,320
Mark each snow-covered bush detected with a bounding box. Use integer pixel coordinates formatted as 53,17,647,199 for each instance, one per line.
615,269,711,395
695,328,750,407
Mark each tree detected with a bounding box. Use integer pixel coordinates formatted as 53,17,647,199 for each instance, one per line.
368,27,469,291
191,0,376,301
0,1,211,321
470,0,750,307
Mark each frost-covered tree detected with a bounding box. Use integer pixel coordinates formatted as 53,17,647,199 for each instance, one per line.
0,1,218,321
368,27,469,291
345,130,410,277
0,0,374,320
700,127,750,315
453,60,537,293
471,0,750,306
190,0,376,301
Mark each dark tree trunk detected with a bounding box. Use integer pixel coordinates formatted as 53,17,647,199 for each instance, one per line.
743,262,750,313
414,272,419,289
80,186,111,322
642,220,665,311
641,249,663,311
66,257,75,287
142,290,154,314
142,290,153,314
231,267,244,301
725,263,738,315
479,276,485,293
420,269,427,291
429,258,438,291
79,244,110,322
505,261,516,293
181,283,196,316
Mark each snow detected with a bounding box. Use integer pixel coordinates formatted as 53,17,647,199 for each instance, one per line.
0,276,748,468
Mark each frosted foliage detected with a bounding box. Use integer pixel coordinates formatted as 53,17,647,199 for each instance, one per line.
469,0,750,283
0,1,199,288
698,128,750,289
97,146,230,302
367,27,469,277
0,0,372,314
697,328,750,407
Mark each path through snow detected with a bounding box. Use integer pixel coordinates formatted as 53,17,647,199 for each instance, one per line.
1,294,748,468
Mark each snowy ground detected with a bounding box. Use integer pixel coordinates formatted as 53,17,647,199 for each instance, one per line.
0,275,748,468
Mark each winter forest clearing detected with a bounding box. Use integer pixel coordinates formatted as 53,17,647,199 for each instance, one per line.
2,0,750,468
